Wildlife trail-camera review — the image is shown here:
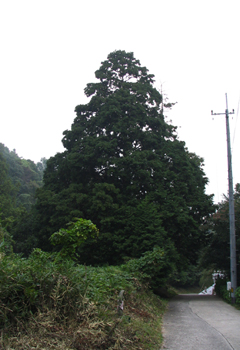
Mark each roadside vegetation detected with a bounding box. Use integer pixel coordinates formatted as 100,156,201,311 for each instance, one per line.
0,248,169,349
214,277,240,308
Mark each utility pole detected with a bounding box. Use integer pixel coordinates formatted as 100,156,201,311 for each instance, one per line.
211,93,237,303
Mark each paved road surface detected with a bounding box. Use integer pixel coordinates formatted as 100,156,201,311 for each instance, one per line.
161,294,240,350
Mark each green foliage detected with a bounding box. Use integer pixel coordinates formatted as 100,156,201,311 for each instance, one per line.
50,218,99,259
0,222,14,256
214,277,231,303
0,249,134,327
0,143,46,256
0,152,18,227
199,183,240,282
235,286,240,307
0,143,44,211
1,251,167,349
123,246,176,292
170,264,201,288
11,208,39,256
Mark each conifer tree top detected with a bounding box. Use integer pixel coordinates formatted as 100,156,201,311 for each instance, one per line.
84,50,159,102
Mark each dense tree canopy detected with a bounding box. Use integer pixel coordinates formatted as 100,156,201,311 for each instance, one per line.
0,152,17,227
0,143,45,211
0,143,45,255
35,50,215,266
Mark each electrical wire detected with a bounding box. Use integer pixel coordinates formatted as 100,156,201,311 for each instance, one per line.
231,92,240,154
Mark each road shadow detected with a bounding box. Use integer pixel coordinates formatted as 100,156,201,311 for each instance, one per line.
173,294,219,301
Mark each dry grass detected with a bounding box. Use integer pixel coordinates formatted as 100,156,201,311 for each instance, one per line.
0,251,168,349
0,287,167,350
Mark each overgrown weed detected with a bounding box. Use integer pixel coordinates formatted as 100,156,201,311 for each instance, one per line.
0,250,167,349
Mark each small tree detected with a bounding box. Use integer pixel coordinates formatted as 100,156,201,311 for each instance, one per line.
50,218,99,260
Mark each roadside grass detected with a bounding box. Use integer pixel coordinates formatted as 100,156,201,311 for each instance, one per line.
0,250,168,349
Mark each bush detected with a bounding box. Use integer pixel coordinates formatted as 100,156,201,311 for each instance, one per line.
0,249,134,327
50,218,99,260
235,286,240,307
0,220,14,256
0,253,168,350
170,264,201,288
215,277,231,303
122,246,175,293
0,249,82,326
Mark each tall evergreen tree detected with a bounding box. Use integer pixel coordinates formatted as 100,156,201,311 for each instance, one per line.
35,51,214,265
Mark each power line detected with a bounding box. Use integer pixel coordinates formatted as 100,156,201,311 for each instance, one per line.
232,92,240,153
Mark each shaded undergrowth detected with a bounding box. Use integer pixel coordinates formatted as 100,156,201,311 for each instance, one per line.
0,249,167,349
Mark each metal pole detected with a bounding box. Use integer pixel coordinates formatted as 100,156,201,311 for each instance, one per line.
225,94,237,303
211,95,237,303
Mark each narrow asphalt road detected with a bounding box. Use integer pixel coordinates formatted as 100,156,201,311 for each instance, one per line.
161,294,240,350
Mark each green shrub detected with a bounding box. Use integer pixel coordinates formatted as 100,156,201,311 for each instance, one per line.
235,287,240,307
122,246,175,292
215,277,231,303
50,218,99,260
0,249,135,327
170,264,201,288
0,249,85,326
0,219,14,256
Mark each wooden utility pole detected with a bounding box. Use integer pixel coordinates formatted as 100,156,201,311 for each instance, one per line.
211,93,237,303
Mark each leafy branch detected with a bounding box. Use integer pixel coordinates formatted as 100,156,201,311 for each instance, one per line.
50,218,99,260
